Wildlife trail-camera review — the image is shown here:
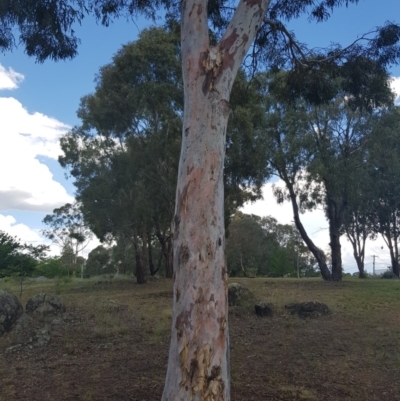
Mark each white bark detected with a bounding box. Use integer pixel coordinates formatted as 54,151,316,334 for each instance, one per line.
162,1,271,400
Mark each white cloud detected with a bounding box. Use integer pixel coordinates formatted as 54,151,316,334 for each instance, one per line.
242,180,391,274
390,76,400,105
0,64,24,90
0,214,101,258
0,96,74,212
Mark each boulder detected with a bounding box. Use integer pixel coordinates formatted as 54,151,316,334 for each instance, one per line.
254,302,274,317
9,313,34,344
285,301,330,319
26,293,65,316
0,290,23,336
228,283,255,307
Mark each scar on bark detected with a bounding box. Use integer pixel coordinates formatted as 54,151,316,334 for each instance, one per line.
179,244,190,267
175,303,194,338
200,47,223,94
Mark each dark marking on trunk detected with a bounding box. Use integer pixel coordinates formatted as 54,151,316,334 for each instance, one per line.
175,303,194,338
189,358,199,381
208,366,221,382
179,244,190,267
220,30,239,71
197,3,203,15
187,165,194,175
188,3,196,17
196,287,204,304
176,288,181,302
209,294,215,303
203,72,213,95
185,127,190,137
218,237,222,247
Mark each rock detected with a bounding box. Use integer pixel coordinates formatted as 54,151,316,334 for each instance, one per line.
26,294,46,313
34,327,51,347
228,283,255,307
0,290,23,336
285,301,330,319
254,302,274,317
10,313,34,344
26,293,65,316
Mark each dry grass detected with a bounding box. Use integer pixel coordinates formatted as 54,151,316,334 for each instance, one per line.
1,276,400,401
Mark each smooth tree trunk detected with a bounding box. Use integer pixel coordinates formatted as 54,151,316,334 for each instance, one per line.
132,228,146,284
285,180,332,280
148,231,159,276
162,1,270,400
326,196,345,281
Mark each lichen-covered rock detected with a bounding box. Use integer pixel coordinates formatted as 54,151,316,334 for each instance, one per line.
254,302,274,317
285,301,330,319
26,293,65,316
228,283,255,307
0,290,23,336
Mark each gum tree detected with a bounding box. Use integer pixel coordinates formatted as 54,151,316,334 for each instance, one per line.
2,1,400,399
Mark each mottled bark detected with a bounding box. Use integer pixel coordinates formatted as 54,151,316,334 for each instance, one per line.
162,1,271,400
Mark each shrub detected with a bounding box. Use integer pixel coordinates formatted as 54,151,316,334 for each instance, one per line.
380,270,398,279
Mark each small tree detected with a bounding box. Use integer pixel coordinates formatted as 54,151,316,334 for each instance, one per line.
42,202,92,276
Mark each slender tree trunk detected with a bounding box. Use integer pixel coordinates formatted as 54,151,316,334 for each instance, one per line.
329,223,343,281
162,1,270,399
132,228,146,284
355,256,366,278
286,182,332,280
148,231,158,276
347,231,366,278
155,225,173,278
386,232,400,277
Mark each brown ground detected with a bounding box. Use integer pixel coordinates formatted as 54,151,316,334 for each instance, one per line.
1,277,400,401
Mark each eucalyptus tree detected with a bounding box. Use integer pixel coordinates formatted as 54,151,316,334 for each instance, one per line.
368,107,400,276
262,67,393,281
341,162,377,278
259,73,333,279
4,0,400,398
42,202,92,276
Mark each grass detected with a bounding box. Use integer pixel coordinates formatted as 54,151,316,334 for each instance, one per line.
1,275,400,401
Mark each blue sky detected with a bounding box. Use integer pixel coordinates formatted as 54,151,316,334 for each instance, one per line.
0,0,399,271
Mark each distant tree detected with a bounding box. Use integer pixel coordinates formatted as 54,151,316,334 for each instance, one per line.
226,212,315,277
263,67,393,281
0,231,48,278
35,256,65,278
86,245,112,276
42,202,92,276
368,107,400,276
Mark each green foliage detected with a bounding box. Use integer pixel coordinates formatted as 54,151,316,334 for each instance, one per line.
86,245,113,276
225,212,317,277
35,257,65,278
381,270,398,279
0,231,49,278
